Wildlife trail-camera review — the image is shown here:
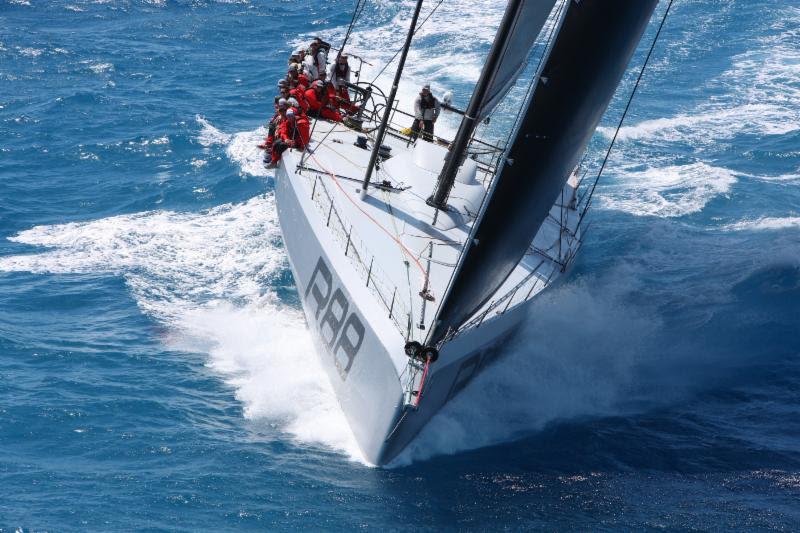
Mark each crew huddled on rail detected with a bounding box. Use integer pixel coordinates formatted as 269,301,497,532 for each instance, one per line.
259,36,444,168
259,36,360,167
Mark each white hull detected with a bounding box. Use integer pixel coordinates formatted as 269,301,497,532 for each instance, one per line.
277,157,535,464
273,122,580,464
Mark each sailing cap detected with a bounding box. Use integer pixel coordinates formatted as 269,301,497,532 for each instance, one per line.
278,79,288,86
286,108,296,118
313,80,324,88
422,83,431,91
278,97,287,107
287,97,299,107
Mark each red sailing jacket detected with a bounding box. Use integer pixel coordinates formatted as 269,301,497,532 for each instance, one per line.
277,116,310,150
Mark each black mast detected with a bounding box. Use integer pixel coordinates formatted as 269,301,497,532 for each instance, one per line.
360,0,424,199
427,0,523,209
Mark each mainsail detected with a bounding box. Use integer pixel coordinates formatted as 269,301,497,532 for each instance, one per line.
428,0,660,345
475,0,557,121
428,0,556,208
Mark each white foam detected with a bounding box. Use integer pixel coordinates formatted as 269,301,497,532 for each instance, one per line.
599,162,736,217
740,171,800,183
605,6,800,146
227,127,270,177
195,115,233,147
174,302,364,462
89,62,114,74
721,216,800,232
1,196,279,318
17,47,43,58
194,116,269,177
601,103,799,144
594,5,798,221
393,277,660,465
0,196,365,463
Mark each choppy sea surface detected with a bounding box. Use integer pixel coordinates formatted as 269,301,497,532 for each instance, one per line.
2,0,799,529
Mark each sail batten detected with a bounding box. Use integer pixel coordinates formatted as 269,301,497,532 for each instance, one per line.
428,0,660,345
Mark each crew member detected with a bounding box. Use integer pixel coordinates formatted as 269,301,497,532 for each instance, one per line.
286,65,300,87
329,54,357,114
305,80,342,122
287,97,305,118
310,37,329,73
329,54,350,90
303,40,323,81
410,83,440,142
289,82,310,112
258,98,288,150
277,79,291,101
268,108,310,168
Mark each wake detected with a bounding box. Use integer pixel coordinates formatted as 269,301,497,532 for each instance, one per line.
0,193,367,463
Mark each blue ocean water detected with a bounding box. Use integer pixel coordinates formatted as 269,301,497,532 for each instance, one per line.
1,0,799,529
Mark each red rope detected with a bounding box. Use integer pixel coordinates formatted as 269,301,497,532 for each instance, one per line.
414,356,432,408
307,151,429,285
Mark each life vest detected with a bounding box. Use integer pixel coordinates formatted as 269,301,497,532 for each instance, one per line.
304,88,323,112
290,87,310,111
298,73,310,89
278,117,310,150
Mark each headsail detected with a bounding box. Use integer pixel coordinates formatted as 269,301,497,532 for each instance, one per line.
428,0,660,345
475,0,557,121
428,0,556,208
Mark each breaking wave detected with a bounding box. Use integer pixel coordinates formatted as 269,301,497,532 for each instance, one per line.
721,216,800,232
0,195,367,464
598,162,736,218
196,115,268,177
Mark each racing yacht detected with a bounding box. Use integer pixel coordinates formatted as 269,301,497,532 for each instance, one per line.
272,0,661,465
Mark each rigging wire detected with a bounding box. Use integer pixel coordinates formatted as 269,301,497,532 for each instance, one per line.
576,0,675,228
339,0,367,59
497,0,568,153
306,151,429,285
369,0,446,84
301,0,367,167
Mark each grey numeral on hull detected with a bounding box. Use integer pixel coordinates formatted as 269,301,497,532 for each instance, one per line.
305,257,365,380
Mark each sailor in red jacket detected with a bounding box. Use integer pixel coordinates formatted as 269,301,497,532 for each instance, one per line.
267,109,310,168
297,72,311,90
304,80,342,122
289,84,310,113
257,97,287,151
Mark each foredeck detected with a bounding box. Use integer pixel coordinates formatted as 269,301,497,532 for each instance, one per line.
282,117,580,345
